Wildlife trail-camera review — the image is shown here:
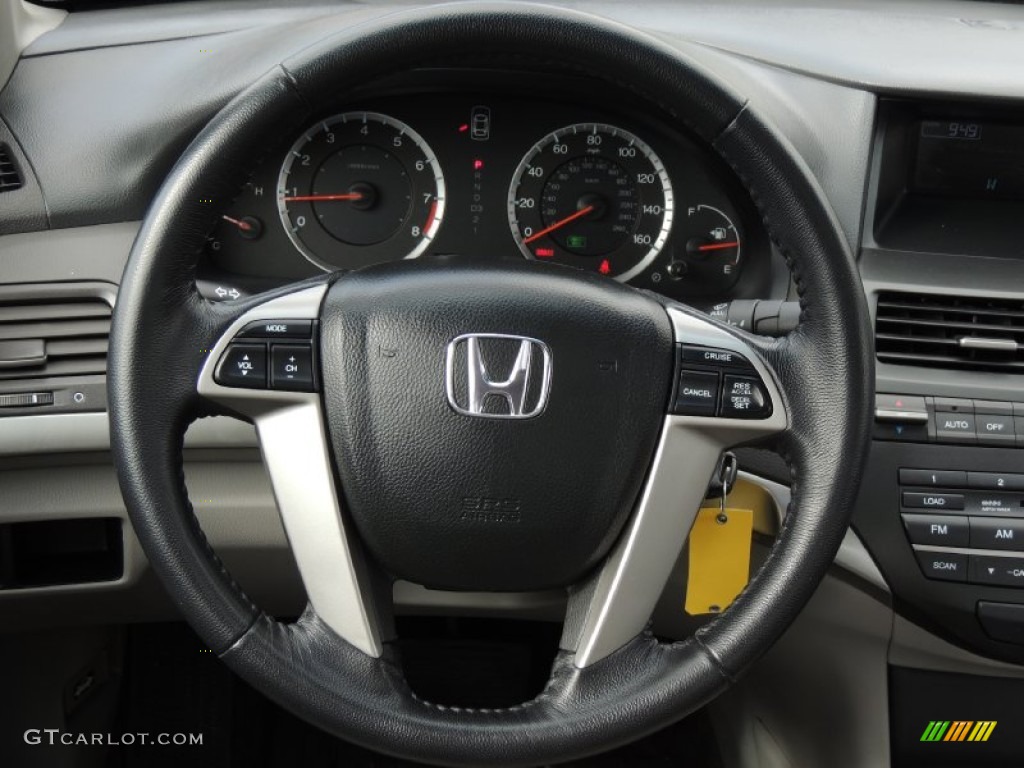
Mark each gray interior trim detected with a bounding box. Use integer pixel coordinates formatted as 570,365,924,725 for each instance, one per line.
0,412,257,456
713,566,893,768
0,222,139,286
0,0,64,92
741,469,890,594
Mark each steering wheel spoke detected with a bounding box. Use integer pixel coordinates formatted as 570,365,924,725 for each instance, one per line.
564,303,789,668
197,284,387,658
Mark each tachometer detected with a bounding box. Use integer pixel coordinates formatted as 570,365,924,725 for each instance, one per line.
278,112,445,271
507,123,672,281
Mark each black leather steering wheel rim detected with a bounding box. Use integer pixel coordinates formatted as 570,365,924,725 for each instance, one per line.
108,4,874,766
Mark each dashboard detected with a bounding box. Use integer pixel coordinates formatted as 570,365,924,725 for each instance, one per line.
197,73,772,305
4,1,1024,766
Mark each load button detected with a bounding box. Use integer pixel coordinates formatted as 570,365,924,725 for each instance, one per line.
902,492,965,511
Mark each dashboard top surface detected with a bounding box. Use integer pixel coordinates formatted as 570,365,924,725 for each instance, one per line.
20,0,1024,100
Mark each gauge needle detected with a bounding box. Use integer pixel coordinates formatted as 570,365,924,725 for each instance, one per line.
221,214,253,232
524,205,595,244
283,193,364,202
697,241,739,252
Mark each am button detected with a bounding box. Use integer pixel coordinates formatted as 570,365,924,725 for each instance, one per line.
970,517,1024,551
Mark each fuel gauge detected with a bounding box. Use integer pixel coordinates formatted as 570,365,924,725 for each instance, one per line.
665,204,742,289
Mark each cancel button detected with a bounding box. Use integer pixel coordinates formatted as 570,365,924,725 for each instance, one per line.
673,370,720,416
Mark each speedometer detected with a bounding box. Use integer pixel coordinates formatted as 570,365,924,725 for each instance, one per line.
507,123,673,281
278,112,445,271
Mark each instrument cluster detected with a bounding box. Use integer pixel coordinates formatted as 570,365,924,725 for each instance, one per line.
199,81,771,305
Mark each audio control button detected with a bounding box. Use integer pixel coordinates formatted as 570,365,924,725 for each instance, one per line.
916,551,968,582
902,492,965,511
903,514,969,547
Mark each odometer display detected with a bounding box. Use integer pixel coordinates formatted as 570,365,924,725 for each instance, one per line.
508,123,672,281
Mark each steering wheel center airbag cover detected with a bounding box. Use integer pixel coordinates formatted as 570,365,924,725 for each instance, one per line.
320,259,672,590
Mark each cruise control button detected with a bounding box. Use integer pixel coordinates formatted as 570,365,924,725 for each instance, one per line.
970,555,1024,588
916,551,967,582
903,514,969,546
902,492,965,511
674,370,719,416
970,517,1024,551
214,343,267,389
967,472,1024,491
976,415,1016,446
899,469,967,488
935,412,977,444
719,375,771,419
271,344,315,392
238,319,313,339
678,345,751,369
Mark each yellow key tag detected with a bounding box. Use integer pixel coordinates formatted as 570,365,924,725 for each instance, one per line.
685,507,754,616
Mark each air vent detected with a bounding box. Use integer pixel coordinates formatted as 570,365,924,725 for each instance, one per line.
876,291,1024,373
0,144,23,192
0,295,112,382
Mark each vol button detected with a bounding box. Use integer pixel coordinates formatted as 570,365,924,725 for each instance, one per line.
215,343,267,389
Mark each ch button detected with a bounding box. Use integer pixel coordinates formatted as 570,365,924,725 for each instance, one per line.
271,344,315,392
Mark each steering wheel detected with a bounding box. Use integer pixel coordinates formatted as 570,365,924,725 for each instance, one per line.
108,4,873,766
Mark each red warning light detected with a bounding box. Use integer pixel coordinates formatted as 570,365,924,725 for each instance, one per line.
535,248,555,258
599,259,612,276
473,159,484,170
458,124,469,133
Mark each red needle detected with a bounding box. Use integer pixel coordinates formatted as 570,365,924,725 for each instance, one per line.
221,214,253,232
697,241,740,252
283,193,364,202
523,205,595,244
